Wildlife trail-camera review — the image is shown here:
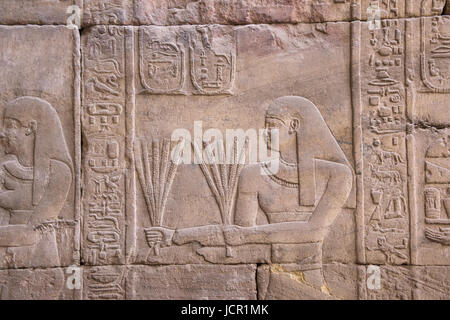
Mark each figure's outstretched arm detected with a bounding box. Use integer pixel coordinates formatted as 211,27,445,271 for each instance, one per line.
225,160,353,245
0,160,71,247
146,167,260,247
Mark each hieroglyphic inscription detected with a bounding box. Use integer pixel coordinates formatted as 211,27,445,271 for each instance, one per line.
82,26,127,265
138,26,236,96
421,13,450,92
189,26,236,95
84,265,126,299
139,28,185,94
424,133,450,245
362,19,410,265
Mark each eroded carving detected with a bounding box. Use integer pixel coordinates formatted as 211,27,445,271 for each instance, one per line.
0,97,73,269
190,26,236,95
424,135,450,245
139,28,186,94
421,15,450,93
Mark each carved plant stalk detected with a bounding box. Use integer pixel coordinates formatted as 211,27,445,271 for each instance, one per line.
134,138,184,255
193,138,247,257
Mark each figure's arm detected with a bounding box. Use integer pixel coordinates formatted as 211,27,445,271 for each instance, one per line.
0,160,71,247
225,160,353,245
147,167,260,247
28,160,71,225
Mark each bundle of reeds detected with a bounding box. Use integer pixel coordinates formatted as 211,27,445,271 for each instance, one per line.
134,138,184,255
193,138,247,256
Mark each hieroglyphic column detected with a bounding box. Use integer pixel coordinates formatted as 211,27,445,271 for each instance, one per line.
355,0,413,300
81,25,135,299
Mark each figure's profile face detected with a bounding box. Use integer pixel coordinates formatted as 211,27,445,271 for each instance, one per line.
0,118,27,155
265,116,296,152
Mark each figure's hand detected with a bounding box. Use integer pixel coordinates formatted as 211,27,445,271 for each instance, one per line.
425,228,450,246
223,225,246,246
144,227,175,249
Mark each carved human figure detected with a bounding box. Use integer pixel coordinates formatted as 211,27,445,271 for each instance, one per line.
147,97,352,283
0,97,72,269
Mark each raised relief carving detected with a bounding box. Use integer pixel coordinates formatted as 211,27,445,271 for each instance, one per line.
424,135,450,245
87,103,123,132
145,96,353,297
193,138,247,257
190,26,236,95
0,97,73,269
362,16,411,265
135,138,184,256
367,20,406,134
84,266,126,300
139,28,185,94
85,26,125,101
84,0,127,25
82,26,128,266
86,136,121,174
421,1,450,92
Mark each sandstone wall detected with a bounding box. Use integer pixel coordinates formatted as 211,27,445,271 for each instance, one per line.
0,0,449,300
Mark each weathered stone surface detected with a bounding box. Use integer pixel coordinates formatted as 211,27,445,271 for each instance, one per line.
1,1,449,26
127,265,257,299
134,0,352,25
0,267,76,300
0,0,81,25
0,26,80,270
83,0,134,26
359,265,450,299
2,0,450,301
256,263,360,299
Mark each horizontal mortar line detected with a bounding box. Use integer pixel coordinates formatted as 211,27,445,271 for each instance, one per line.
0,14,449,28
0,265,75,272
5,262,446,269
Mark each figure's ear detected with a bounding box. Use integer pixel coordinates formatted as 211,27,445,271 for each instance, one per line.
25,120,37,136
290,118,300,132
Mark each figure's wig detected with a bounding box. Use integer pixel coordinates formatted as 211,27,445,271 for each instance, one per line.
4,97,73,205
266,96,351,206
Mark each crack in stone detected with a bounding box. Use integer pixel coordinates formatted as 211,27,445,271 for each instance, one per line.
411,120,450,131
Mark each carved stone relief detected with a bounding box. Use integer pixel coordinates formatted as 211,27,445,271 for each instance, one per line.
0,0,450,300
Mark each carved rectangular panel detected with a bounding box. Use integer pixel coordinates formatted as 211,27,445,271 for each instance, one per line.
81,26,134,266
